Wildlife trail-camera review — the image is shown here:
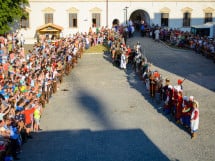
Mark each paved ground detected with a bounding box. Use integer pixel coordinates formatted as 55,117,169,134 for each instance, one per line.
20,35,215,161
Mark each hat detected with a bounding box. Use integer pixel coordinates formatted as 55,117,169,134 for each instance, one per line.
178,79,183,85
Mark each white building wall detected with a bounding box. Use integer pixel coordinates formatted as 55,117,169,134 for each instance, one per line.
21,0,215,43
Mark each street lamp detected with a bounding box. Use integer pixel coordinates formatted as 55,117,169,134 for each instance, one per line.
106,0,108,27
124,6,129,25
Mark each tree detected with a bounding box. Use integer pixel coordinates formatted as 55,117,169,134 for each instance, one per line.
0,0,29,35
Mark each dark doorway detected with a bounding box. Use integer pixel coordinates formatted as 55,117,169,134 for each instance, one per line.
129,10,150,31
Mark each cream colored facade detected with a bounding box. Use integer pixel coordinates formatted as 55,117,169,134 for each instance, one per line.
20,0,215,43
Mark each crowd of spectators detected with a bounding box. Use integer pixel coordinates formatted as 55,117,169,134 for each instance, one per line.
0,30,89,160
0,25,125,161
145,26,215,62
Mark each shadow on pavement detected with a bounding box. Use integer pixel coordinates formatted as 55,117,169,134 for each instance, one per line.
75,89,114,129
20,129,171,161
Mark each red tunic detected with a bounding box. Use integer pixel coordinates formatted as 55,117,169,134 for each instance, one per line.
175,93,183,120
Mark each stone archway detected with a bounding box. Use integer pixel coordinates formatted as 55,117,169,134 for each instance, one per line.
129,9,150,31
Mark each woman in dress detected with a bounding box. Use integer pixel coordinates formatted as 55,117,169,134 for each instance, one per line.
190,100,199,139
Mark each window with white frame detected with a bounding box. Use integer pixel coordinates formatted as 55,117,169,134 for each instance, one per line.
161,13,169,27
183,12,191,27
92,13,100,28
45,13,53,24
205,13,212,23
20,13,29,28
69,13,78,28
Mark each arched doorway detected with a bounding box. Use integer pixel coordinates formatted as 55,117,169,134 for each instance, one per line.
129,10,150,31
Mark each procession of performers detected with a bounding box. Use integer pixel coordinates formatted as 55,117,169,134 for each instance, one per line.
141,67,199,139
110,42,199,139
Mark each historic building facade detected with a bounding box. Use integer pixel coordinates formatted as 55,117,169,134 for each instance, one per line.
20,0,215,43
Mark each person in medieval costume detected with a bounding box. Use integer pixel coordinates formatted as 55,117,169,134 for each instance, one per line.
172,85,180,117
163,85,173,115
149,72,156,98
182,96,194,129
177,79,183,91
175,90,183,123
190,100,199,139
154,27,160,42
172,79,184,118
136,41,142,54
120,51,126,70
162,78,170,102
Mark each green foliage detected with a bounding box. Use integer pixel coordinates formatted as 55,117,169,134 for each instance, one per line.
0,0,29,34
